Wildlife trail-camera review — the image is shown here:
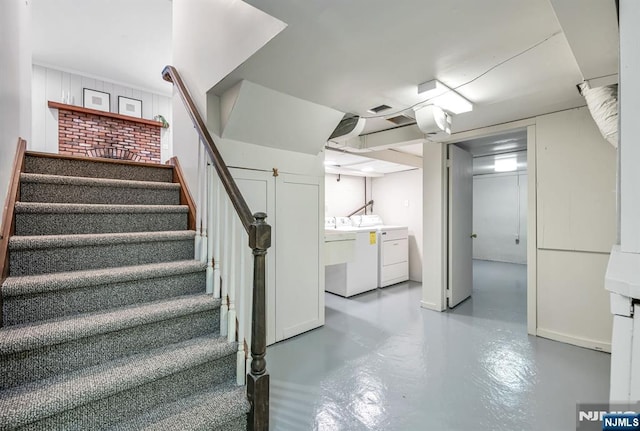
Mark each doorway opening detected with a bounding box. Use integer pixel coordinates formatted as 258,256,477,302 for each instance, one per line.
446,129,528,323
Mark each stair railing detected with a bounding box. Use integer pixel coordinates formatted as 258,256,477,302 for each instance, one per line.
162,65,270,431
347,199,374,217
0,138,27,328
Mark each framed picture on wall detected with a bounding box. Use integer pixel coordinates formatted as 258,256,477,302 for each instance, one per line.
83,88,110,112
118,96,142,118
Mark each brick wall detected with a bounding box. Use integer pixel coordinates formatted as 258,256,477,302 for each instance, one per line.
58,109,161,163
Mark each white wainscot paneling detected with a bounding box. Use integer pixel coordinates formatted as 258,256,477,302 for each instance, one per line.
537,249,613,351
32,65,172,157
536,107,616,253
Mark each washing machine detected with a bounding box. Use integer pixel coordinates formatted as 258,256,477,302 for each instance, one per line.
351,215,409,288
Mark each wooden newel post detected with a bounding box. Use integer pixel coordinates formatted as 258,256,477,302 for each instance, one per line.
247,212,271,431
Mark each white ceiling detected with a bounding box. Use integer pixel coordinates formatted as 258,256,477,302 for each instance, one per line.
212,0,617,135
455,129,528,157
324,149,414,176
31,0,618,164
31,0,173,95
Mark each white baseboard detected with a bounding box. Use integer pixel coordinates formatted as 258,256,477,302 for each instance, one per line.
536,328,612,353
421,300,445,312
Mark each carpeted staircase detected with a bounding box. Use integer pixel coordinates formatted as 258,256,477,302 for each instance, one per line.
0,152,249,430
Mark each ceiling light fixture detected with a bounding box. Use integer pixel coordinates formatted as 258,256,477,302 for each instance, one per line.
417,79,473,114
494,156,518,172
414,104,451,135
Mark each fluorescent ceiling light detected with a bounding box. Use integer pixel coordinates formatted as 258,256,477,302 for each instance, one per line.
417,79,473,114
324,160,338,166
494,157,518,172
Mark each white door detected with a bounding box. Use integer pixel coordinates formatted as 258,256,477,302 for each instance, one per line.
448,144,473,308
275,173,324,340
230,168,277,345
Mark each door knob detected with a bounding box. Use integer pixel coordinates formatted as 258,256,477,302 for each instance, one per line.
470,233,477,239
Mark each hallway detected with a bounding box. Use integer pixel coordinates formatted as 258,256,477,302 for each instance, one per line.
267,260,611,430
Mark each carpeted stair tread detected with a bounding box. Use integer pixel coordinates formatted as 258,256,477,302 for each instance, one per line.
110,381,249,431
0,293,220,355
9,230,195,276
20,173,180,205
1,260,206,298
0,335,236,430
14,203,190,235
14,202,188,214
9,230,195,250
20,173,180,191
24,153,174,183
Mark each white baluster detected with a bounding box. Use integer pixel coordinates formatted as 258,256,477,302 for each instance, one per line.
213,177,222,299
194,142,202,260
228,215,238,343
199,153,209,263
205,163,215,294
237,229,248,385
220,196,231,337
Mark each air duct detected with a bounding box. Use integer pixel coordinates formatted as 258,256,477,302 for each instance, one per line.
579,82,618,148
328,116,366,143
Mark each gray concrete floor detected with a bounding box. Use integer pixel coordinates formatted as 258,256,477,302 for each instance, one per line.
267,260,611,430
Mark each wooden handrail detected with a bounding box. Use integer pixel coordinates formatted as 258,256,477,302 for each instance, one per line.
162,65,254,234
166,157,197,231
163,65,271,431
0,138,27,327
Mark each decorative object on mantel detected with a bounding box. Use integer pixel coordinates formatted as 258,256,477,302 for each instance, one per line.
154,114,170,128
83,88,110,113
118,96,142,118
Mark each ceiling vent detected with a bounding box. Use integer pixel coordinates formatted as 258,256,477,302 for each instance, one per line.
385,114,415,126
367,104,392,114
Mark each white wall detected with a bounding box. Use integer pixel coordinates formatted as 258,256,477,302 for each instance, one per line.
473,172,527,264
620,0,640,254
536,106,616,351
324,174,367,217
0,0,31,211
172,0,287,195
372,169,423,282
31,65,173,161
422,142,447,311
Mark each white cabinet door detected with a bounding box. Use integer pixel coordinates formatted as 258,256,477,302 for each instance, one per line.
276,173,324,340
382,238,408,266
231,168,324,344
230,168,277,345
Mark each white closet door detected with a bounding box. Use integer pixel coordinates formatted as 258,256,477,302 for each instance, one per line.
276,173,324,340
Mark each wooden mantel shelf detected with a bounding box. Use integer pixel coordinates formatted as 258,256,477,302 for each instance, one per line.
48,101,164,128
